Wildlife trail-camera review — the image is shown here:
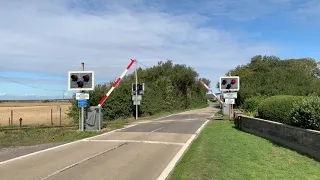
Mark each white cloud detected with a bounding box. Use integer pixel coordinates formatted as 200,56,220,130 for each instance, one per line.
0,0,281,88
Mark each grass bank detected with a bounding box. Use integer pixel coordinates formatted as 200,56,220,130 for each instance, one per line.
170,120,320,180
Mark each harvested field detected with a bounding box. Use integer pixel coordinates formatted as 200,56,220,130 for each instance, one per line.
0,102,72,126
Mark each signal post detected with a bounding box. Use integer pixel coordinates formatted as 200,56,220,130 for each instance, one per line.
132,83,144,119
68,65,94,131
219,75,240,119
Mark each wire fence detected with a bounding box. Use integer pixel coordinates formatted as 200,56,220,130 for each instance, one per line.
0,104,72,126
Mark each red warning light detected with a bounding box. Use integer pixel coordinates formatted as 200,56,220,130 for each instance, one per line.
222,79,227,85
83,75,90,82
71,75,78,81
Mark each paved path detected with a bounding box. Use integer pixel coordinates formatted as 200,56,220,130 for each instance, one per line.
0,107,216,180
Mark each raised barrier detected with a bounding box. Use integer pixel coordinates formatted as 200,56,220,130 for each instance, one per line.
238,115,320,161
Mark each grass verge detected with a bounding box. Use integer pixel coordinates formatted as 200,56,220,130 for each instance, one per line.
0,124,124,148
169,120,320,180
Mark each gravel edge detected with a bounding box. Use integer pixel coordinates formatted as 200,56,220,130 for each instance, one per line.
0,142,67,162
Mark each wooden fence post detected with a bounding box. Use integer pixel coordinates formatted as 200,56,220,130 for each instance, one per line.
51,109,53,125
11,110,13,125
59,107,62,126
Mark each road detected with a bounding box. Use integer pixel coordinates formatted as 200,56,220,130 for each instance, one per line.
0,107,216,180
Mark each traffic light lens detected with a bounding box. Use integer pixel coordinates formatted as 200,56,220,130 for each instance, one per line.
83,75,90,82
222,80,227,85
231,79,236,84
226,84,231,89
71,75,78,81
77,81,84,88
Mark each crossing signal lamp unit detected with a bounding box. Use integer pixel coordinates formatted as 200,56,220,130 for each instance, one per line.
219,76,240,91
132,83,145,95
68,71,95,91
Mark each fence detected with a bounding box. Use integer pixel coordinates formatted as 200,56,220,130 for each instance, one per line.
0,104,71,126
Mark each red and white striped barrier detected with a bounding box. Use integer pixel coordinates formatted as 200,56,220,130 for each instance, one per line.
200,80,223,104
97,59,135,107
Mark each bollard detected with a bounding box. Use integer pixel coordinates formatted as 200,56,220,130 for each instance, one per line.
8,118,11,126
19,118,22,129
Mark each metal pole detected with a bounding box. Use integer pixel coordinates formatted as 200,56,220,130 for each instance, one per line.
81,62,85,131
99,107,101,131
228,72,233,120
135,60,138,120
81,107,84,130
79,109,81,130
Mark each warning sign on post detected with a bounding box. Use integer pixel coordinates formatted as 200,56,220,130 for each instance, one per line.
76,93,90,100
224,99,235,104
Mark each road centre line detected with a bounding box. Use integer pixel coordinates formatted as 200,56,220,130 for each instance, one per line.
41,142,129,180
81,139,185,146
145,127,163,135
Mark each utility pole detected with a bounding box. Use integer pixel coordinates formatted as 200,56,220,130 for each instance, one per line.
135,60,138,120
81,62,85,131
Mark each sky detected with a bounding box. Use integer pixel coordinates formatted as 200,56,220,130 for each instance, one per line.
1,0,320,100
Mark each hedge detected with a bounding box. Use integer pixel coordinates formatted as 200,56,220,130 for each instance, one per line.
290,96,320,130
242,96,267,113
257,95,305,124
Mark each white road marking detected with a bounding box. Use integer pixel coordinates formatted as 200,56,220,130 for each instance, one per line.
81,139,184,146
195,120,210,134
0,124,138,165
153,110,193,121
156,120,210,180
145,127,163,135
41,142,128,180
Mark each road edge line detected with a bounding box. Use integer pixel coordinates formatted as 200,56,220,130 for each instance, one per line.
0,124,137,165
156,119,210,180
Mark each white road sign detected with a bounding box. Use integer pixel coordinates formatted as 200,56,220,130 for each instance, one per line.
224,99,235,104
132,95,142,101
76,93,90,100
223,92,237,99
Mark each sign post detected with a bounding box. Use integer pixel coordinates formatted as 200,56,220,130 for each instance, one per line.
68,63,94,131
219,74,240,119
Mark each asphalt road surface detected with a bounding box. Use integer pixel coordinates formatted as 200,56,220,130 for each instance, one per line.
0,107,216,180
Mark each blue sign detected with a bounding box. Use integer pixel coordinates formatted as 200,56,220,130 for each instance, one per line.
78,100,87,107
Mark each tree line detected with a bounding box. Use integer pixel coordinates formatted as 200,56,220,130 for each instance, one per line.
226,55,320,130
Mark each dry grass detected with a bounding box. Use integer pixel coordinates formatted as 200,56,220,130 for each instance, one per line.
0,102,72,126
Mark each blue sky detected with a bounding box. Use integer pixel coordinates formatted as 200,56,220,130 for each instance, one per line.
1,0,320,100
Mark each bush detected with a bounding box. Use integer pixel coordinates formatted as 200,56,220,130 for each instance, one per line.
242,96,267,113
257,95,305,124
290,96,320,130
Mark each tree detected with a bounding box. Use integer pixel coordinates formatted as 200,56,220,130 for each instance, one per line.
222,55,320,106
